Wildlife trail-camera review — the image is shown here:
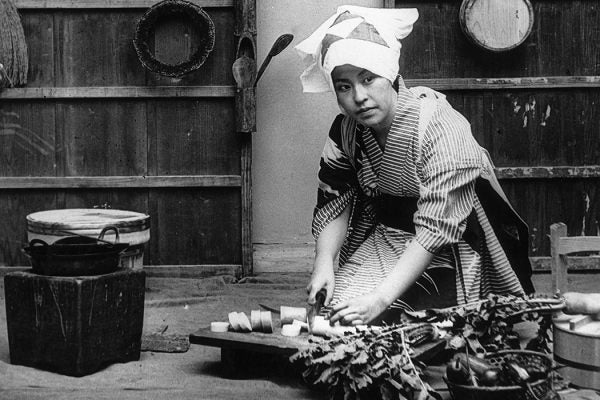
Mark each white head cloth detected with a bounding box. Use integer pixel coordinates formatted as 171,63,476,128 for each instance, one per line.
295,6,418,93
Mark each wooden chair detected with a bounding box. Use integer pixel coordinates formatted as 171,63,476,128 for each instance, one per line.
550,222,600,294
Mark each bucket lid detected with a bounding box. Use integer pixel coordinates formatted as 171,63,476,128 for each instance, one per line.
27,209,150,234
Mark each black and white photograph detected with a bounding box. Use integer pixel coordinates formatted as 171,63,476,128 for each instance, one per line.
0,0,599,399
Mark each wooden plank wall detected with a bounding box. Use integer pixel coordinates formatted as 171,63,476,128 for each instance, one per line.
0,0,256,276
391,0,600,257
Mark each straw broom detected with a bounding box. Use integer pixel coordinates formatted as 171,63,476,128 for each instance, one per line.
0,0,28,87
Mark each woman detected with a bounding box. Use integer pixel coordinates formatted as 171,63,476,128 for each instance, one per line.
295,6,534,326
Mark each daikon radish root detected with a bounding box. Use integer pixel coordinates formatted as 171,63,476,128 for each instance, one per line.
250,310,262,331
280,306,307,326
237,312,252,332
228,312,241,331
310,315,365,337
292,319,308,331
260,310,274,333
210,321,230,333
281,323,302,337
563,292,600,315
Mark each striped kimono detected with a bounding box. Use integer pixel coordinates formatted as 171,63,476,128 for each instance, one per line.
313,83,533,312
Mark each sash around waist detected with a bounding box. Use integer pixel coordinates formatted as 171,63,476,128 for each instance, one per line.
374,194,419,233
373,193,481,252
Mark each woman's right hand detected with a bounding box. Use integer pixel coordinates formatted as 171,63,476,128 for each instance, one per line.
306,255,335,307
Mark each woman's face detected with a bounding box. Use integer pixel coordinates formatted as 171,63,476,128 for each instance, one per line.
331,65,396,132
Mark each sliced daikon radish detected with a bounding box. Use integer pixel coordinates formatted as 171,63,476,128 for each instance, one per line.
250,309,262,331
280,306,307,326
292,319,308,331
310,316,331,337
210,321,230,333
310,315,357,337
281,323,301,337
228,312,241,331
237,312,252,332
260,310,273,333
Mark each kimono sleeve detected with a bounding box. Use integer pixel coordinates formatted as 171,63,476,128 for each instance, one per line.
414,107,482,253
312,114,358,240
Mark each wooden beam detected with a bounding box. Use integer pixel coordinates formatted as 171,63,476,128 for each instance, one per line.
0,265,242,278
144,264,242,279
0,175,242,189
235,0,256,277
405,76,600,91
14,0,233,8
0,86,235,100
2,76,598,100
495,166,600,180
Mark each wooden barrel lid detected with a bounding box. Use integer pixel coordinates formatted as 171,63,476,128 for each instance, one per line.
552,313,600,390
553,312,600,338
26,209,150,245
459,0,534,52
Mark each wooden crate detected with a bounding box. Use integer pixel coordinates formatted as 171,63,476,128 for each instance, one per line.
4,269,145,376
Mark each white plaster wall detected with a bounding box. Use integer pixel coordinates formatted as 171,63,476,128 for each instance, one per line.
254,0,381,246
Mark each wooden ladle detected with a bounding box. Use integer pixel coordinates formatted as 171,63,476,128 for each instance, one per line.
232,55,256,89
253,33,293,87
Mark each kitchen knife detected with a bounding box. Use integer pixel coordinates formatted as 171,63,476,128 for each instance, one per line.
307,289,327,333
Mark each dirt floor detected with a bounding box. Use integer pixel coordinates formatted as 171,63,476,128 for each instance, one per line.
1,271,599,400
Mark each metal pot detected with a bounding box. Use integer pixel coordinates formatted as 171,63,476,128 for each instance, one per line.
23,227,129,276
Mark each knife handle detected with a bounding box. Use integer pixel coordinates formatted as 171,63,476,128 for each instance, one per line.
315,288,327,305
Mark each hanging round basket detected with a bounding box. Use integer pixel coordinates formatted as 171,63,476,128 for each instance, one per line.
133,0,215,77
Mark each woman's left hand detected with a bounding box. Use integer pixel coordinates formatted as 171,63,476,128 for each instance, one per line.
328,292,389,325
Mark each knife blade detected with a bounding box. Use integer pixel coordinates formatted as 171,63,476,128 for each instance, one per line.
308,289,327,333
258,303,280,314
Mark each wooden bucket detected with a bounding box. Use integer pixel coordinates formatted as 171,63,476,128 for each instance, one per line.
553,312,600,390
459,0,534,52
26,209,150,270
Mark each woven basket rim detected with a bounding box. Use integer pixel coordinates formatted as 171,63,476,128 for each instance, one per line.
133,0,215,77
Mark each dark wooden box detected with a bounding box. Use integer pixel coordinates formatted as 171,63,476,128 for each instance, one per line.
4,269,145,376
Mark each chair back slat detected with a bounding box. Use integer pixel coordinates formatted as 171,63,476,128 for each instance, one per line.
558,236,600,255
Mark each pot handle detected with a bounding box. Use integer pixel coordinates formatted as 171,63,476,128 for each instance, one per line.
98,226,120,243
29,238,49,247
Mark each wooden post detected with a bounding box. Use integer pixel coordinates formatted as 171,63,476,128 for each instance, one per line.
550,222,568,294
234,0,256,277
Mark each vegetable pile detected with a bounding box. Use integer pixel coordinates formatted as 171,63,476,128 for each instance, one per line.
291,294,566,400
291,323,441,400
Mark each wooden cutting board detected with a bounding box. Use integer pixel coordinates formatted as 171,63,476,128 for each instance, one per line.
190,326,446,361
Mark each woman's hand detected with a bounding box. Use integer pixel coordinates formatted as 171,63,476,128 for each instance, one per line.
328,292,389,325
306,255,335,306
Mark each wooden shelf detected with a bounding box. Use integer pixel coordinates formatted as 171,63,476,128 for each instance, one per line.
2,77,598,100
0,86,235,100
495,166,600,180
0,175,242,189
14,0,233,9
405,76,600,91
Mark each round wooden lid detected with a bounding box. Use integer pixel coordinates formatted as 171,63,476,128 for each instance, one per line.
553,312,600,338
459,0,534,52
27,208,150,234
